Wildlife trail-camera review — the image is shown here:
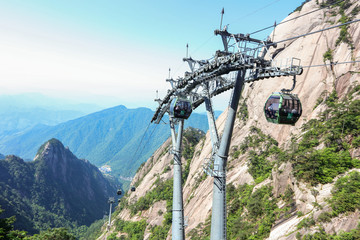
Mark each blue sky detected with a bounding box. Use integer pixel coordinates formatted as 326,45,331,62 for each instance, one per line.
0,0,305,111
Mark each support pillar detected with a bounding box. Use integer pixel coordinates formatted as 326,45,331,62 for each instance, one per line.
210,70,245,240
204,87,220,150
170,119,185,240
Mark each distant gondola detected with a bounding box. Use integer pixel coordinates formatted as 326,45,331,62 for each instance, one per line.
264,92,302,125
131,186,136,192
169,97,192,119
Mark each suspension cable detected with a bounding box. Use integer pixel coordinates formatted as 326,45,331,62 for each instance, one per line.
250,0,346,36
263,18,360,48
303,60,360,68
131,122,160,166
228,0,282,27
130,121,152,164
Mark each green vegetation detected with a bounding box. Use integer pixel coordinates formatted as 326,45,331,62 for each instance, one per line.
329,171,360,216
226,183,280,239
128,177,173,239
0,207,28,239
238,126,280,183
292,86,360,185
148,218,172,240
293,0,310,12
294,147,355,185
313,90,328,110
193,172,208,191
321,0,351,9
292,0,311,13
237,98,249,123
231,146,241,159
282,185,295,205
113,219,147,240
297,216,315,230
351,5,360,17
79,218,104,240
0,206,77,240
129,178,172,216
182,128,205,183
336,24,352,47
301,224,360,239
323,49,333,62
320,0,354,47
115,179,173,239
187,215,211,240
27,228,76,240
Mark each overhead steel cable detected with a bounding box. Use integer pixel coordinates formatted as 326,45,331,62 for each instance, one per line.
250,0,346,36
258,18,360,49
228,0,282,27
132,122,159,165
130,121,152,165
275,18,360,45
302,60,360,68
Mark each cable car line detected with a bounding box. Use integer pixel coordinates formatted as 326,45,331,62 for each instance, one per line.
264,18,360,48
129,121,153,166
243,17,360,53
149,4,359,238
228,0,282,28
302,60,360,68
133,123,160,165
250,0,346,36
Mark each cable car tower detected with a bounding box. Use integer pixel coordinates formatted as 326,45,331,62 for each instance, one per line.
152,19,303,240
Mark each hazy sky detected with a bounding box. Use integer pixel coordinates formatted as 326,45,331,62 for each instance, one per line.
0,0,305,110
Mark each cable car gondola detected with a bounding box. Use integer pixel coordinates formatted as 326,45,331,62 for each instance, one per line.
131,186,136,192
169,97,192,119
264,92,302,125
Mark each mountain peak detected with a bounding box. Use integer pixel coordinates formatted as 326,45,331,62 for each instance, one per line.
33,138,80,185
34,138,70,161
45,138,64,149
0,142,117,233
4,154,24,163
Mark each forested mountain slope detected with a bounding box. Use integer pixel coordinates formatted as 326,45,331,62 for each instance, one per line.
97,0,360,239
0,139,116,237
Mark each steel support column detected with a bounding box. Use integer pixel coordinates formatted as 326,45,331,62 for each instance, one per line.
210,69,245,240
170,119,185,240
204,86,220,150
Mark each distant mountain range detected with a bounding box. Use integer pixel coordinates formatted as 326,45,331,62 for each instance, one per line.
0,138,116,234
0,93,103,136
0,105,212,180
